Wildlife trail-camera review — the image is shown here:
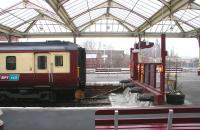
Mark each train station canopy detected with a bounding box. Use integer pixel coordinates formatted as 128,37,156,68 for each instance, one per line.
0,0,200,38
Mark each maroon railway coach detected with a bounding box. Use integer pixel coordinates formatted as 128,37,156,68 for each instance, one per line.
0,41,86,101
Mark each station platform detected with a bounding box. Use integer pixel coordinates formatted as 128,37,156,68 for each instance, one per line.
1,107,96,130
1,106,200,130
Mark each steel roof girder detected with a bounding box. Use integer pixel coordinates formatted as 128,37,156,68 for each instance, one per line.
106,0,112,17
58,0,70,7
158,0,170,8
46,0,78,32
185,29,200,37
24,32,188,38
188,2,200,10
24,20,37,33
116,20,133,32
0,24,22,34
0,24,12,33
174,20,185,32
137,0,191,32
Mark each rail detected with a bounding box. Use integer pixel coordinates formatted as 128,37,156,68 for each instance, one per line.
86,68,130,74
86,67,189,74
95,107,200,130
165,67,183,73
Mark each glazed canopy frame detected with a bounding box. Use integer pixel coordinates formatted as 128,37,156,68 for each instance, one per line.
0,0,200,38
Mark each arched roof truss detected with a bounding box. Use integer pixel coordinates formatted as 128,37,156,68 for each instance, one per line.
0,0,200,38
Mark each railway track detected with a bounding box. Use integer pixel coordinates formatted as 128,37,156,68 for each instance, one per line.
0,85,122,107
0,98,110,107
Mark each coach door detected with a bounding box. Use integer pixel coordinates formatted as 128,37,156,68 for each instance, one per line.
50,52,70,86
34,53,52,85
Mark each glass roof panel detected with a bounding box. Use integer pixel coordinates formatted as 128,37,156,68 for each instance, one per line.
195,0,200,5
0,0,198,35
110,8,146,27
29,20,71,33
37,9,63,23
146,20,181,33
0,0,63,24
84,19,128,32
87,0,107,8
64,0,88,18
134,0,162,18
16,22,31,32
29,0,54,12
64,0,106,18
187,20,200,28
114,0,163,18
90,8,106,20
0,0,21,9
125,12,145,27
178,22,194,32
0,8,38,28
123,23,135,31
174,9,200,28
114,0,137,10
110,8,130,20
73,12,91,27
73,8,105,27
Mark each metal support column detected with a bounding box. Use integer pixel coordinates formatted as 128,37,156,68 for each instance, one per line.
73,33,77,44
198,35,200,75
161,34,167,95
131,48,138,80
148,64,150,85
138,35,141,82
8,35,12,43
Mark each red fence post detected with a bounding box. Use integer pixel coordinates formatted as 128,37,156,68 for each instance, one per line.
130,48,139,80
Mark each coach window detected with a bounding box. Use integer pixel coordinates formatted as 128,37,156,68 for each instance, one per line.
6,56,16,70
38,56,47,69
55,56,63,67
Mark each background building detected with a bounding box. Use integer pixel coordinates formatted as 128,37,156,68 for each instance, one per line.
86,50,129,68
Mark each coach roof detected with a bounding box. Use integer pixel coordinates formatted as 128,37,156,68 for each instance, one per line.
0,41,79,51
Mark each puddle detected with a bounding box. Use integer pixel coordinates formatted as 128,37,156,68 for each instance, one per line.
109,87,153,107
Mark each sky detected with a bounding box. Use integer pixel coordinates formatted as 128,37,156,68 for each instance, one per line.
20,37,199,59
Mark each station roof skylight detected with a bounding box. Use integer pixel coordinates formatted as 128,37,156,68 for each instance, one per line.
0,0,200,38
